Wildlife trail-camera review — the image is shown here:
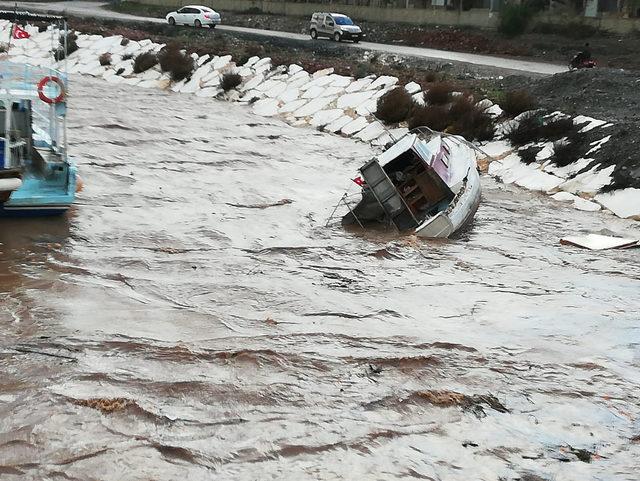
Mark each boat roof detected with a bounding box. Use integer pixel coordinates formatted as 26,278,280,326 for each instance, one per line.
0,10,66,22
377,134,417,165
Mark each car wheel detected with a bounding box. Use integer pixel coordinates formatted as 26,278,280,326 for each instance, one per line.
210,24,216,29
334,32,341,42
310,29,317,40
168,17,175,26
194,19,202,28
353,39,360,43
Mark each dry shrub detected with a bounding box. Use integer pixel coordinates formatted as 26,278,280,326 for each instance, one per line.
133,51,158,73
449,95,475,118
354,62,374,79
237,44,264,66
450,107,495,141
407,94,495,141
376,87,414,124
501,89,536,117
423,70,439,83
551,133,583,167
120,37,130,46
505,111,543,145
221,73,242,91
159,44,195,82
539,117,575,140
408,105,450,131
518,146,541,164
507,112,578,146
54,32,79,61
244,42,264,58
98,52,112,66
409,95,494,140
122,53,134,61
424,82,453,105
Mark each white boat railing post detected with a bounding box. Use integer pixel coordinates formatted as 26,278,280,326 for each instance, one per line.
62,20,68,160
3,98,12,168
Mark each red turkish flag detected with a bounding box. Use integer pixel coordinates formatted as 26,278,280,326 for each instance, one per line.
12,25,31,40
353,176,366,186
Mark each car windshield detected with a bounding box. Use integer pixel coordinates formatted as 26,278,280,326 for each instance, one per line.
333,16,353,26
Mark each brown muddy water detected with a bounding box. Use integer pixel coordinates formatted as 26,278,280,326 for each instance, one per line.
1,76,640,481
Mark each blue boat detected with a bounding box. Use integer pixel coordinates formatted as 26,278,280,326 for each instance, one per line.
0,11,77,217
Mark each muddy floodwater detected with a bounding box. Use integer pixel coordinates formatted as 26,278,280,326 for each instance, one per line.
1,77,639,481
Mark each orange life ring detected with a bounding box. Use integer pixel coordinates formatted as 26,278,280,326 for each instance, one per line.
37,76,65,104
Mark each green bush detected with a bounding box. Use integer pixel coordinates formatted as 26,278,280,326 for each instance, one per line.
499,4,533,37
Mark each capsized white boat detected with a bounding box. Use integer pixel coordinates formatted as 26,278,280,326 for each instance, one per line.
342,128,481,238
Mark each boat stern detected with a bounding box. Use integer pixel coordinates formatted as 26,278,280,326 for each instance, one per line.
0,159,77,217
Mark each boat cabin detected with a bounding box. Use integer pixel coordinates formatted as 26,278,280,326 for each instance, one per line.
379,134,455,222
351,132,456,231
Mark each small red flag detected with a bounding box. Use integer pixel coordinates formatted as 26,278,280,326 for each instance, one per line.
12,25,31,40
353,176,365,186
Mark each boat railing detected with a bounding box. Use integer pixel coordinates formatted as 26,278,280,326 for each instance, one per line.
0,62,68,100
1,62,68,166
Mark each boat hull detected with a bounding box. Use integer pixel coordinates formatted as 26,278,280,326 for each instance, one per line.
416,164,481,238
342,130,482,238
0,161,77,218
0,204,71,217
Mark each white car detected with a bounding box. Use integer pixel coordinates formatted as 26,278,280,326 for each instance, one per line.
166,5,221,28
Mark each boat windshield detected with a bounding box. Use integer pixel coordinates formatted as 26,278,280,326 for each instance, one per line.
333,16,354,25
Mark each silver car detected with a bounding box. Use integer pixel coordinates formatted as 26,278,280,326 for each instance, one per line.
309,12,363,43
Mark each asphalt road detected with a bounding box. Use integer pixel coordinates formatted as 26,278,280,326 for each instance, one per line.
0,1,567,75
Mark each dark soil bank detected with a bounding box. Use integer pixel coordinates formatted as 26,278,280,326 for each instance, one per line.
496,69,640,190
